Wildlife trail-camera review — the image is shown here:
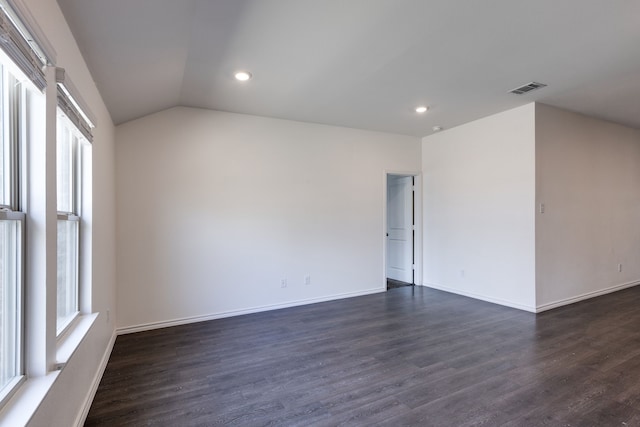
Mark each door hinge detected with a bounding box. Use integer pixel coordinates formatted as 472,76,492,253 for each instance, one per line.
412,264,416,270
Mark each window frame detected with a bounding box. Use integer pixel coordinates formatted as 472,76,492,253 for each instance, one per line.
55,111,85,337
0,55,26,408
0,63,19,210
0,210,25,404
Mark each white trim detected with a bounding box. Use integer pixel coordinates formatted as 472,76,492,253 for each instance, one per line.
535,280,640,313
73,330,116,427
421,282,537,313
117,288,383,335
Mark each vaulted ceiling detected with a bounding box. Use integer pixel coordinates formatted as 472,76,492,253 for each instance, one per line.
57,0,640,137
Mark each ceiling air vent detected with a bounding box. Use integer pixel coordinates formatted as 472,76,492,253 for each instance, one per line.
509,82,547,95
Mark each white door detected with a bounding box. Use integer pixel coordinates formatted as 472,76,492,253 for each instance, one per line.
386,175,413,283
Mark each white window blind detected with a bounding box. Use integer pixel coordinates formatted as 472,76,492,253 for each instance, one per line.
55,67,95,142
0,0,54,91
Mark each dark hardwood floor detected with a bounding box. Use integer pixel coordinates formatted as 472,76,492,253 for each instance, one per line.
86,286,640,426
386,278,413,290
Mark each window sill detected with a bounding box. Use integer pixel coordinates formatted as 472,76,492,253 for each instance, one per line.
0,313,98,426
56,313,98,369
0,372,59,426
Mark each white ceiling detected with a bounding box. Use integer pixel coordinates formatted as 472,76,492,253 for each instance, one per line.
56,0,640,137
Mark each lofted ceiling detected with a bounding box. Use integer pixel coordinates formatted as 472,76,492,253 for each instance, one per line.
56,0,640,137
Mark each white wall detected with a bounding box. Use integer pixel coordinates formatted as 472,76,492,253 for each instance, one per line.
422,104,536,311
535,104,640,309
22,0,117,425
116,107,420,330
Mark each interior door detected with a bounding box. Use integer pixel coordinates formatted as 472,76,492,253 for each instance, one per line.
386,175,413,283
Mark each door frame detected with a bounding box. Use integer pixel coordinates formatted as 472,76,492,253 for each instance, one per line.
382,170,422,290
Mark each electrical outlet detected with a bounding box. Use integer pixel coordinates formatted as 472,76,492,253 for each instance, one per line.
106,309,110,323
618,263,623,273
460,269,465,278
281,278,287,288
304,275,311,285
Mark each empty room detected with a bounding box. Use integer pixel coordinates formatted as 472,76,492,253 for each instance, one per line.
1,0,640,426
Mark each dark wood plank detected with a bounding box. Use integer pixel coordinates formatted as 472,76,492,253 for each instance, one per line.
85,286,640,426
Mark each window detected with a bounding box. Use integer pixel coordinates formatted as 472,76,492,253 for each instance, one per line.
0,0,97,418
0,62,18,209
0,217,22,395
56,113,85,335
0,0,100,419
0,67,9,206
0,59,25,401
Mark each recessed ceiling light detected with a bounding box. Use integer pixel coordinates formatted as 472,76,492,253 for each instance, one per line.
415,106,428,113
433,126,443,132
234,71,252,81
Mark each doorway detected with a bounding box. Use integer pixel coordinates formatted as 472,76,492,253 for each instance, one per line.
386,174,415,290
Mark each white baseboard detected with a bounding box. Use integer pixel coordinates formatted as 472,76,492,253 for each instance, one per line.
422,280,640,314
117,287,384,335
74,330,117,427
535,280,640,313
421,282,537,313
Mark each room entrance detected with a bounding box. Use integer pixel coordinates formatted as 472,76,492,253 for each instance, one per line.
386,174,415,289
